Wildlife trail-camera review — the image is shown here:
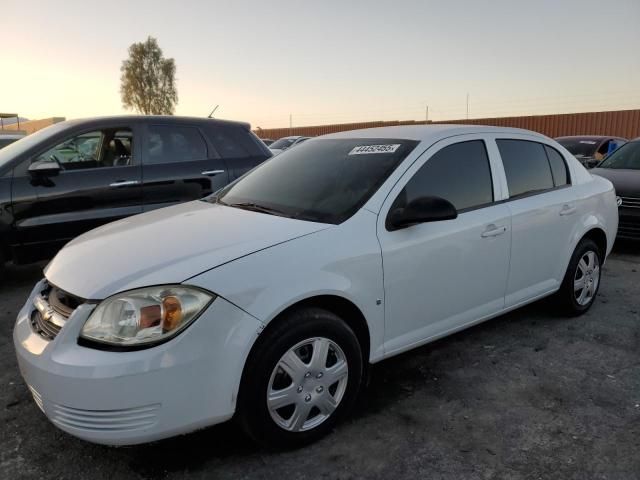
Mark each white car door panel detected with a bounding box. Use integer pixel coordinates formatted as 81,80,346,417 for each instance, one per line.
493,138,579,308
505,188,577,306
377,135,511,356
379,204,511,355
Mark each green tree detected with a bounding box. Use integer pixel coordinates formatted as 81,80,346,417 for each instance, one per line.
120,36,177,115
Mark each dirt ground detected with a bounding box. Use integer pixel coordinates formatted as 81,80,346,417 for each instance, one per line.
1,244,639,480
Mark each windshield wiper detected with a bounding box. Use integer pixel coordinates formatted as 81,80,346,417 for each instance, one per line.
227,202,289,217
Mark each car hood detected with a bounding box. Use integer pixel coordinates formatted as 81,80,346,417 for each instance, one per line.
44,201,330,300
590,168,640,197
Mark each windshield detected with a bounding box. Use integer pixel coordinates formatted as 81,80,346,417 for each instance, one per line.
556,138,600,158
0,122,70,170
598,141,640,170
211,138,419,224
269,137,297,150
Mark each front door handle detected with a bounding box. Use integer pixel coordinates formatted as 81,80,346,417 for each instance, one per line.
560,204,577,216
109,180,140,188
481,224,507,238
201,170,225,176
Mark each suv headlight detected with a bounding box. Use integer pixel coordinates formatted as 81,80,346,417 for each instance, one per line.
80,286,215,348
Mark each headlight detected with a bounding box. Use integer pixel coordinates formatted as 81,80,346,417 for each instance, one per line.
80,286,215,348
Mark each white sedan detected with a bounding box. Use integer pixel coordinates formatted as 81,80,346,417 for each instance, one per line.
14,125,618,447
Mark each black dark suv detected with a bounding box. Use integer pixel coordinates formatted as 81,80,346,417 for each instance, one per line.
0,116,272,268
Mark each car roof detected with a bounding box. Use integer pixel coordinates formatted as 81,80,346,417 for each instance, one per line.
57,115,251,130
0,132,25,139
322,124,546,142
555,135,626,141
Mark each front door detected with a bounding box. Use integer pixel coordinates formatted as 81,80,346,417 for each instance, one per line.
377,136,511,356
13,125,143,261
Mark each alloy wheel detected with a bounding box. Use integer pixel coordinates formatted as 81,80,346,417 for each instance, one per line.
574,250,600,306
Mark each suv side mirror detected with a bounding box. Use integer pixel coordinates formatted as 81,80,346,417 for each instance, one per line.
387,196,458,231
28,160,61,177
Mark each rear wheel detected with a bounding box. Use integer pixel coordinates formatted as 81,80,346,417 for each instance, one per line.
237,307,363,447
556,238,602,316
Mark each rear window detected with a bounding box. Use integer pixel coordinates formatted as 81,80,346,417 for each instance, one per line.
556,138,600,158
207,125,263,159
497,140,554,198
213,138,419,224
0,138,19,149
270,138,297,150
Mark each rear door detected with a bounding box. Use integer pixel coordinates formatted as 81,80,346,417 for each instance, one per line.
140,123,229,212
12,123,143,260
494,138,576,307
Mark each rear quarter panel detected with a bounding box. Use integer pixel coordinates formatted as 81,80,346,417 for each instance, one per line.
560,174,617,281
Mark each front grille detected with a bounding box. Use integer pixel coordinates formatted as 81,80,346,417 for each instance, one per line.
30,283,84,340
618,220,640,239
30,310,62,340
620,196,640,209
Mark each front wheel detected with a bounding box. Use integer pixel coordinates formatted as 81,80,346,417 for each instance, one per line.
556,238,602,316
237,307,363,447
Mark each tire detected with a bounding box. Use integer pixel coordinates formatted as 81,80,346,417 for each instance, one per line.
556,238,602,316
237,307,363,448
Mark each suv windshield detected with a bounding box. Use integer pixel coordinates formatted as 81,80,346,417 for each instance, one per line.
556,138,600,158
211,138,419,224
269,137,298,150
0,122,70,171
598,141,640,170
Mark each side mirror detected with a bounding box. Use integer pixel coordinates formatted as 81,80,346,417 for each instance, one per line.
28,160,61,177
387,196,458,231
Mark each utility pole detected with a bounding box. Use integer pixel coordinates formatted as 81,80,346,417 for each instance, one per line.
289,114,292,135
425,105,429,123
466,93,469,119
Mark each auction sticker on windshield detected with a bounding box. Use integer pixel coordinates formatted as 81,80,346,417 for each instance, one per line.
349,144,401,155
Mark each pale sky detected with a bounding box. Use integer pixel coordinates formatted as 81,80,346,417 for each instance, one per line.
2,0,640,128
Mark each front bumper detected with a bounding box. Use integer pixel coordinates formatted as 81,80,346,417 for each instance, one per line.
13,280,262,446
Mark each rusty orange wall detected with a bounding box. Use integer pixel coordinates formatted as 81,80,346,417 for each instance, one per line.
254,109,640,140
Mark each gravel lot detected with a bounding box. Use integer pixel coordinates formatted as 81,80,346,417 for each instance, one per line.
1,243,639,480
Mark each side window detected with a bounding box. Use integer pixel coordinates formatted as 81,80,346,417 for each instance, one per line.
145,125,207,164
208,126,262,159
544,145,569,187
394,140,494,212
34,131,103,170
497,140,554,198
102,129,133,167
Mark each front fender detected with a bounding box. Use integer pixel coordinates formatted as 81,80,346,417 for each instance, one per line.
187,210,386,362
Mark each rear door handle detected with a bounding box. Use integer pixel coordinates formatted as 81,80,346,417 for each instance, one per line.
559,204,577,216
201,170,225,176
109,180,140,188
481,224,507,238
